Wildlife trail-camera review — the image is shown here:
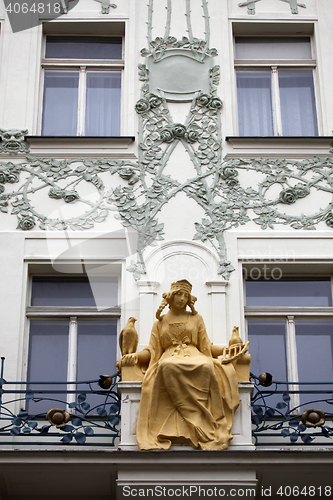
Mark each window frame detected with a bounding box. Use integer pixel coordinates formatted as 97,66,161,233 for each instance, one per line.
234,35,320,137
38,34,125,136
244,273,333,411
23,270,121,409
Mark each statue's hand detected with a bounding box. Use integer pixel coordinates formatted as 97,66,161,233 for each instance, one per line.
116,349,151,370
118,353,138,367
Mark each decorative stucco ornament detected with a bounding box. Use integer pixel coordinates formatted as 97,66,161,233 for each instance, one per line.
93,0,116,13
141,36,217,63
239,0,306,14
0,155,142,231
0,0,332,284
1,148,333,281
130,0,230,278
118,279,250,450
58,0,78,13
0,129,29,155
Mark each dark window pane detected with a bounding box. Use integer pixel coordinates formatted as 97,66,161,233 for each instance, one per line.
246,279,332,307
85,71,121,136
45,36,122,59
42,70,79,136
27,320,69,414
31,277,118,307
296,319,333,412
248,319,287,379
248,319,288,408
77,319,118,410
279,70,318,136
237,70,274,136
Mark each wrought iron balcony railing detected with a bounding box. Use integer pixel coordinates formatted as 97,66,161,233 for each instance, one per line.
251,373,333,446
2,355,333,449
0,357,120,447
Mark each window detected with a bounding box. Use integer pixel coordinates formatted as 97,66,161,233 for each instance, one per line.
246,277,333,411
41,36,123,136
26,276,120,413
235,37,318,136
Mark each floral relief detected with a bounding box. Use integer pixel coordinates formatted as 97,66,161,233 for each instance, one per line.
0,1,330,282
2,115,333,281
159,127,174,143
325,212,333,228
279,184,310,204
140,36,217,63
17,216,36,231
0,156,143,232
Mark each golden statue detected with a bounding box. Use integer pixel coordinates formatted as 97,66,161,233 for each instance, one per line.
119,279,249,451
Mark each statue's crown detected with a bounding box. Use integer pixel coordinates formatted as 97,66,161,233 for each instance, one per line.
170,279,192,294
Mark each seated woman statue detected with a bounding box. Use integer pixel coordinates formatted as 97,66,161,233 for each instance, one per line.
121,279,240,450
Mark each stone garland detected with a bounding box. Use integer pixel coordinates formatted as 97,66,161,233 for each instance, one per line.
1,140,333,280
0,156,141,232
140,36,217,63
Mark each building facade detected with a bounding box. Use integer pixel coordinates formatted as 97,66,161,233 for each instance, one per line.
0,0,333,498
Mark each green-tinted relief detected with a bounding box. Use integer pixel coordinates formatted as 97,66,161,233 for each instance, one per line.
0,129,29,155
238,0,306,15
1,143,333,279
0,0,327,284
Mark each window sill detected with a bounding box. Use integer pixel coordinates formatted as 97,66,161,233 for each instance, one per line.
245,306,333,317
26,305,121,318
225,136,333,158
25,136,136,159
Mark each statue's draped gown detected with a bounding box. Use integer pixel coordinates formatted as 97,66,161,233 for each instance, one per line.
136,312,240,450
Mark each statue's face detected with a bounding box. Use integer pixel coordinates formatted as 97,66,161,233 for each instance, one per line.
172,290,189,309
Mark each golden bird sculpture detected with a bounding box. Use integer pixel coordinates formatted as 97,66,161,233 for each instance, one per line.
229,325,243,346
119,316,138,356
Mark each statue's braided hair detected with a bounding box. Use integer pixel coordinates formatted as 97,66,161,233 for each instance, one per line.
156,290,198,320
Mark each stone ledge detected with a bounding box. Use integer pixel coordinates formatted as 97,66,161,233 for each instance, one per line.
25,136,136,158
225,136,333,158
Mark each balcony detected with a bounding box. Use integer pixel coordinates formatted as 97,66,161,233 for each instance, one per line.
251,373,333,447
1,354,333,451
0,360,332,499
0,358,120,448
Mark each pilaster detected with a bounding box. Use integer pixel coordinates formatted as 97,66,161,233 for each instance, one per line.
206,281,228,344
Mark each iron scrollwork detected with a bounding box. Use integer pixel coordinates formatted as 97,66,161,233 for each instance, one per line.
251,373,333,446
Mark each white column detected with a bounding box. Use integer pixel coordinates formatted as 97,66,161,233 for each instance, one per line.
287,315,300,411
205,281,228,345
229,382,255,450
77,66,87,136
117,381,142,450
67,316,77,408
137,281,159,348
271,66,282,136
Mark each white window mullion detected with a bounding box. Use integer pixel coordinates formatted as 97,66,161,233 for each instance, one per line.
67,316,78,408
77,66,87,136
286,315,300,412
271,66,282,136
